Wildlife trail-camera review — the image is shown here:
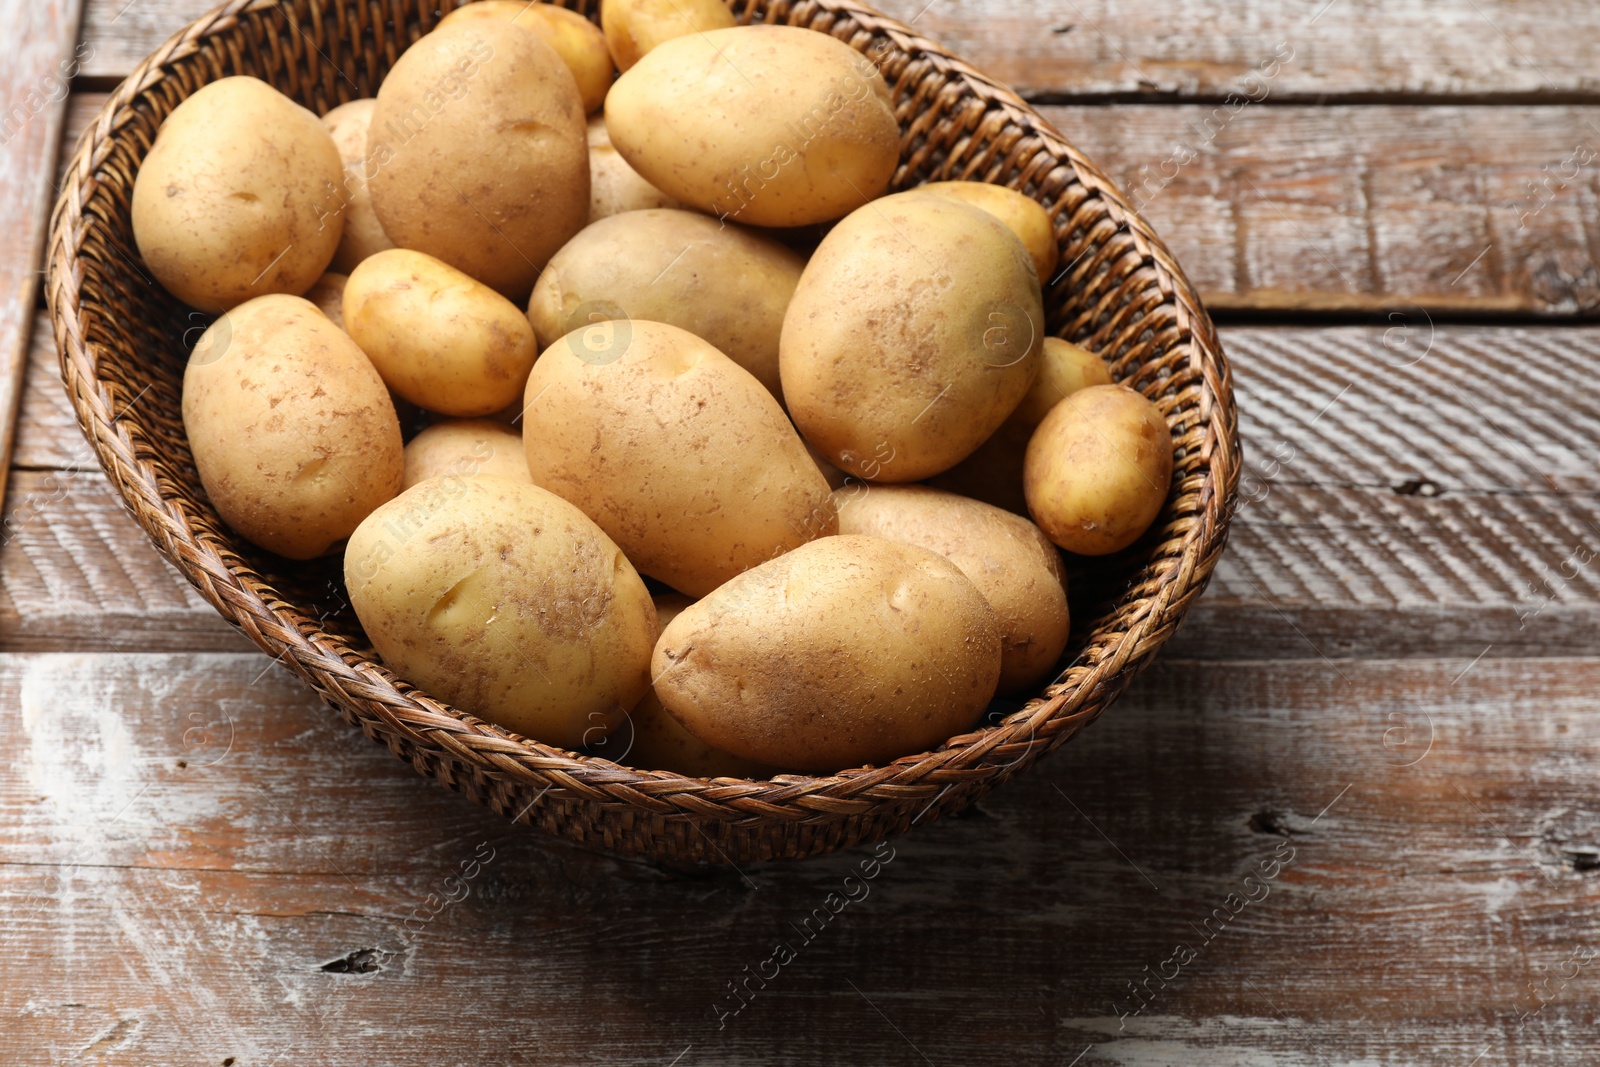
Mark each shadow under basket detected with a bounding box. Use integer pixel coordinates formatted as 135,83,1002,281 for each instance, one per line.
47,0,1240,866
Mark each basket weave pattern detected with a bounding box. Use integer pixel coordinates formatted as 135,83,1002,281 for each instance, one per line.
46,0,1239,864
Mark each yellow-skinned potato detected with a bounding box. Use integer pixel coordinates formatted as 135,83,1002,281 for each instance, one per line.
913,181,1060,283
833,485,1069,694
781,192,1044,482
527,209,804,400
521,320,836,597
344,477,656,749
403,419,531,488
182,295,403,559
321,99,396,272
304,271,347,328
1012,337,1115,429
653,535,1002,771
600,0,735,71
586,116,681,222
438,2,613,113
344,249,537,416
617,594,780,778
1024,384,1173,556
132,77,344,311
368,22,588,299
606,25,899,227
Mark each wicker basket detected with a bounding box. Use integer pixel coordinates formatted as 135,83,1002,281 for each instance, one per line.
47,0,1239,865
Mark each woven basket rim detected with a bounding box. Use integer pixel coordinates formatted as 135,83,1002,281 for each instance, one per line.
45,0,1240,860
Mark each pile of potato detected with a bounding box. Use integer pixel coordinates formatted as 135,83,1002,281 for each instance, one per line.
132,0,1174,777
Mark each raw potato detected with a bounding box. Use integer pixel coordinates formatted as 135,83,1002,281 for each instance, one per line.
781,192,1044,481
833,485,1070,694
368,22,588,299
606,25,899,227
343,248,537,416
618,594,779,778
321,99,396,272
586,116,681,222
521,320,837,597
182,294,403,559
403,419,530,488
304,271,347,327
652,535,1002,771
131,76,344,311
1024,384,1173,555
913,181,1060,283
344,477,656,749
438,1,613,114
600,0,735,71
1012,337,1115,429
527,208,805,400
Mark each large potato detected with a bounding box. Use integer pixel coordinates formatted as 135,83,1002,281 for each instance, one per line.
527,209,804,400
606,25,899,227
1024,384,1173,555
600,0,735,71
344,248,537,416
652,535,1002,771
438,1,613,113
913,181,1060,283
834,485,1069,694
182,294,403,559
403,419,531,488
321,99,396,272
521,320,836,597
132,77,344,311
344,477,656,749
368,22,588,299
781,192,1043,481
587,116,681,221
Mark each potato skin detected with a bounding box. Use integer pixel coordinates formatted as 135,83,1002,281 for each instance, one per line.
403,418,530,488
438,1,613,113
781,192,1044,482
344,477,656,749
652,535,1002,771
321,99,396,272
304,271,347,327
527,208,804,400
132,76,344,311
600,0,735,71
1024,384,1174,555
586,116,680,221
833,485,1069,694
521,320,836,597
368,22,588,299
605,25,899,227
913,181,1059,283
344,248,537,416
182,294,403,559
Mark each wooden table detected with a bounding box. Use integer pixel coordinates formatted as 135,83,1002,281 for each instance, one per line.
5,2,1600,1063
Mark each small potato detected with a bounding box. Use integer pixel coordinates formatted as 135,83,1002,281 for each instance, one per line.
132,76,344,311
527,209,804,400
781,192,1043,481
182,294,403,559
1012,337,1115,429
521,320,836,597
344,249,537,416
368,22,588,299
606,25,899,227
913,181,1059,283
616,594,779,778
403,419,530,488
321,99,396,272
344,477,656,749
834,485,1069,694
653,535,1002,771
586,116,681,222
1024,384,1173,555
600,0,734,71
438,2,613,113
304,271,347,327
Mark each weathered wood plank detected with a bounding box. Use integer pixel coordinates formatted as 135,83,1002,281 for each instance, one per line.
11,313,85,472
76,0,1600,102
0,0,85,508
2,652,1597,1064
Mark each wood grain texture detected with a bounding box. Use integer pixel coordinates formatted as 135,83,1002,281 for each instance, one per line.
0,0,85,510
2,651,1597,1064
